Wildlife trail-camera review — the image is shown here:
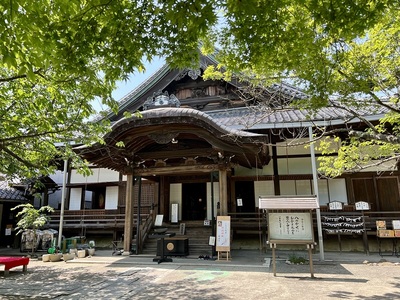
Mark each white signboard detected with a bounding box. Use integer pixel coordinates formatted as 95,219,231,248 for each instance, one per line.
329,201,343,211
209,236,216,246
237,198,243,207
268,212,314,242
216,216,231,251
392,220,400,230
155,215,164,227
355,201,370,211
171,203,178,223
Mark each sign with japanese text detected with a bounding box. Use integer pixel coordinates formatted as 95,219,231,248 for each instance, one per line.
216,216,231,251
268,212,314,242
355,201,370,211
328,201,343,211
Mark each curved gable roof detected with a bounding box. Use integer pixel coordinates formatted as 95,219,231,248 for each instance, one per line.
78,108,269,174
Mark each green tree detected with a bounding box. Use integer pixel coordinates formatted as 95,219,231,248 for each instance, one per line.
203,1,400,176
0,0,217,180
2,0,399,179
11,203,54,257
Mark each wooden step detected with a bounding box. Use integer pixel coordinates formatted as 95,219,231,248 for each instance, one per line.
142,221,213,256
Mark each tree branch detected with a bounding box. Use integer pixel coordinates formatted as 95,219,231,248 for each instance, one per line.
0,144,39,169
349,130,400,144
0,68,44,83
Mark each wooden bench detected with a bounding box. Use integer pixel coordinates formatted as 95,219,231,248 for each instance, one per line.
0,257,29,277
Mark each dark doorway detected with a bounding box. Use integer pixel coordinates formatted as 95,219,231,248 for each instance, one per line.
235,181,255,215
0,202,18,248
352,177,400,211
376,177,400,211
182,183,207,220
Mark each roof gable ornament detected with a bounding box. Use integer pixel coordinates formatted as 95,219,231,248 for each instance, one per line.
175,68,202,81
148,132,178,144
143,90,180,111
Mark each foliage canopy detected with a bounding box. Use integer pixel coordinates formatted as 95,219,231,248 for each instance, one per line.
1,0,399,179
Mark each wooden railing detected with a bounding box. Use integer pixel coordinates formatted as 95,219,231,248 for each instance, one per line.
229,212,265,233
322,210,400,235
136,208,157,253
228,210,400,235
46,210,148,233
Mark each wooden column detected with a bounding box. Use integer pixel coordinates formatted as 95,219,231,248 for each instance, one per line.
159,176,170,220
123,174,134,253
272,140,280,195
219,168,228,216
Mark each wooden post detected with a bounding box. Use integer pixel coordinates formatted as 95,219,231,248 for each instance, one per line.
361,210,369,255
123,174,134,253
271,243,276,276
308,243,315,278
136,176,142,254
219,168,228,216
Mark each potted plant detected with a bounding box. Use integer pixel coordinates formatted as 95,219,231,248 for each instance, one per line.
88,240,95,256
12,204,54,258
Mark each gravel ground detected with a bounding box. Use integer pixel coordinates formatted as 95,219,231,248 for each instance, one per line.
1,256,399,300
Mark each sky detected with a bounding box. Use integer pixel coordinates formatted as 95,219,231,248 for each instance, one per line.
91,57,165,113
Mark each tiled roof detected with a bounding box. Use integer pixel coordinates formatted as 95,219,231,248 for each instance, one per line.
207,105,386,130
0,180,29,202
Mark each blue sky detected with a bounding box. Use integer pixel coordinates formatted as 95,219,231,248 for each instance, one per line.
92,57,165,112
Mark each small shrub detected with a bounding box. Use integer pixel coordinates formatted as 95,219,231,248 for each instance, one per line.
287,253,308,265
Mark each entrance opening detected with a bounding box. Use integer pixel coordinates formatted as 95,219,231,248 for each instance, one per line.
235,181,256,216
182,183,207,220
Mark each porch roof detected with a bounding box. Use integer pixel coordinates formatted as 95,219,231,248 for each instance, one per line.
77,107,270,174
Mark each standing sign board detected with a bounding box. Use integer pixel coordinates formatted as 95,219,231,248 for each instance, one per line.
268,212,314,243
259,195,319,278
355,201,371,254
216,216,231,260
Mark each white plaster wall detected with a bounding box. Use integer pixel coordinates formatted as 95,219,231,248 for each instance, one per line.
280,179,314,197
169,183,182,221
278,157,313,175
234,164,274,176
254,181,274,208
328,178,348,204
317,180,329,205
206,182,219,219
276,138,311,155
276,137,339,156
296,179,313,195
70,168,119,184
69,188,82,210
275,178,347,205
105,186,118,210
280,180,297,195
